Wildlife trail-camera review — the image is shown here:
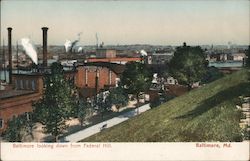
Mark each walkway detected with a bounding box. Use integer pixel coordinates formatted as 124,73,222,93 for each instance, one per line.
63,103,150,142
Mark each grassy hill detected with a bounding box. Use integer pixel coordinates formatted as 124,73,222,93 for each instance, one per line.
83,69,250,142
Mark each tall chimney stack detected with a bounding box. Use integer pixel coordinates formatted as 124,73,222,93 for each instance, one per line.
7,27,12,84
42,27,48,67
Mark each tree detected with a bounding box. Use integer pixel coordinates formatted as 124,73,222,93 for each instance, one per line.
149,89,173,108
3,116,24,142
77,99,92,126
96,91,110,119
120,62,152,113
3,113,34,142
201,66,224,84
169,42,207,89
246,45,250,68
106,86,129,111
33,62,77,142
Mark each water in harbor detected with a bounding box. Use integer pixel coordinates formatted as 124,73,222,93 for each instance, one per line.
209,61,243,68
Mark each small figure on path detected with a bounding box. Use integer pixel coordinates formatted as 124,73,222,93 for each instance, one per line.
100,123,107,131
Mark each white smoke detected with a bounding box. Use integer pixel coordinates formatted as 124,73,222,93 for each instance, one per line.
140,50,147,56
152,73,158,83
78,47,83,52
64,39,72,52
64,32,82,53
21,38,38,65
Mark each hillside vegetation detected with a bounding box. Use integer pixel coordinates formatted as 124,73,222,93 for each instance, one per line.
83,69,250,142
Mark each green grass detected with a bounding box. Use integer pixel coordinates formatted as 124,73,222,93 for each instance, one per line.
82,69,250,142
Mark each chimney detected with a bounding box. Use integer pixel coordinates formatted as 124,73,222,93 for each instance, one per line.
7,27,12,84
42,27,48,67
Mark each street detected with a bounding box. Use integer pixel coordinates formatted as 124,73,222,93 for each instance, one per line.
63,103,150,142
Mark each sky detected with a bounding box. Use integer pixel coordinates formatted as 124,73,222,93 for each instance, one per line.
1,0,249,46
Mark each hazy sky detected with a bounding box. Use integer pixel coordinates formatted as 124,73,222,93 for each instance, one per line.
1,0,249,46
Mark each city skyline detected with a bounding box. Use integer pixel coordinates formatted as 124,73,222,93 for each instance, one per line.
1,0,249,46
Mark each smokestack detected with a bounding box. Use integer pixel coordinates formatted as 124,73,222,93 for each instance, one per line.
7,27,12,84
42,27,48,67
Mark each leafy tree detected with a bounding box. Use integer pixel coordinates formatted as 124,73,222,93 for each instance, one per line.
202,66,224,84
3,116,24,142
96,92,110,118
149,90,174,108
77,99,92,126
120,62,152,113
169,42,207,89
33,62,77,141
3,113,34,142
246,46,250,68
106,86,129,111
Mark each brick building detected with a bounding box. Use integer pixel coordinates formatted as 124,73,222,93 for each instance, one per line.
96,48,117,58
0,90,41,133
0,70,76,133
1,54,144,133
0,73,43,132
75,62,125,98
75,66,117,90
12,73,44,92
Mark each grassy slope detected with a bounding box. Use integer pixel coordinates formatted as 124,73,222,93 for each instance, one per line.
83,69,250,142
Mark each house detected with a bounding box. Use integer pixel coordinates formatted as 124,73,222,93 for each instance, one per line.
147,52,174,65
228,53,246,61
166,77,178,85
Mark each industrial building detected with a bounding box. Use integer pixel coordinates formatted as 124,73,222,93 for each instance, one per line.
0,27,142,133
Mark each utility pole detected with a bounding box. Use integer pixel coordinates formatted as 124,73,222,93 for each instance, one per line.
16,41,19,73
95,33,99,49
95,68,99,104
3,39,6,82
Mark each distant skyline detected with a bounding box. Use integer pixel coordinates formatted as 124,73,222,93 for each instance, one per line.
1,0,249,46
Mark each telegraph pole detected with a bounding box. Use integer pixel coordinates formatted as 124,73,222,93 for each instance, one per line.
3,39,6,82
16,41,19,73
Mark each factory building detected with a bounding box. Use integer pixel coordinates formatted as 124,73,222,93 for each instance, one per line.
0,27,143,133
0,27,49,133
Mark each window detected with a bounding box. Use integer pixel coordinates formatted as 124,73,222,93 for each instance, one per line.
23,80,26,89
20,80,24,89
31,80,36,90
109,70,112,85
0,118,3,129
16,79,21,90
97,70,100,77
85,69,88,86
26,80,29,90
15,79,18,90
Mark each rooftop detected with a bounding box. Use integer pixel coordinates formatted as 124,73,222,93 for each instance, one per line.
79,62,126,75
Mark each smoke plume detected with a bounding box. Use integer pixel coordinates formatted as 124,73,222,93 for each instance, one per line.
21,38,38,64
64,32,82,53
140,50,148,56
78,47,83,52
64,40,72,52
